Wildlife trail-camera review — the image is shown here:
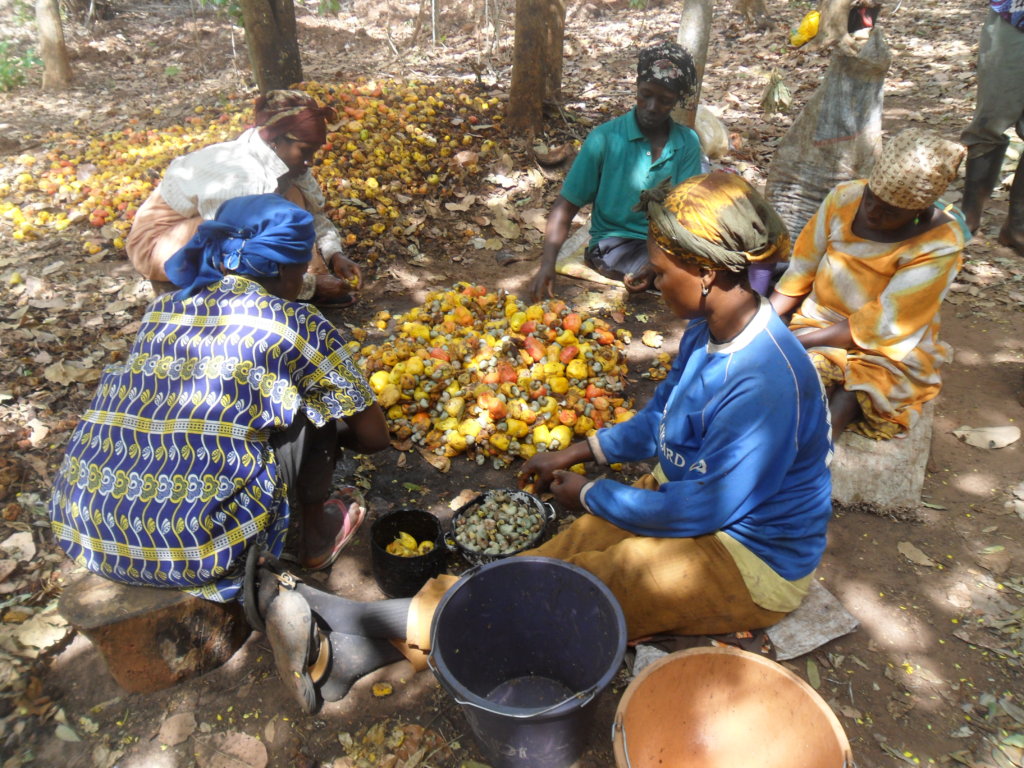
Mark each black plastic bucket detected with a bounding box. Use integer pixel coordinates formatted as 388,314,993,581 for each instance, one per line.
428,557,627,768
370,509,446,598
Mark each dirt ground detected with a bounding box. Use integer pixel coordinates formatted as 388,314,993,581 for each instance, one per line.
0,0,1022,766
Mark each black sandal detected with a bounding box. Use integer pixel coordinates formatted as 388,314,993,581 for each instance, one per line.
242,548,299,632
317,632,405,703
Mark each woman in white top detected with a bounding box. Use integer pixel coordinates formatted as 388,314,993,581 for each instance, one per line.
126,90,360,307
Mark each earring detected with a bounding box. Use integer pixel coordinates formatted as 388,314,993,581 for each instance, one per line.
701,284,710,297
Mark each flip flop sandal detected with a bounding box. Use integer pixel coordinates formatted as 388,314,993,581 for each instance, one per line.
301,488,368,571
265,589,321,714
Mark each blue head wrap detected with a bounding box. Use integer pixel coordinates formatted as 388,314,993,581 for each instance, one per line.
164,194,315,298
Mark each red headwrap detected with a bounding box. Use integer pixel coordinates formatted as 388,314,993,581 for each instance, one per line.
254,90,337,146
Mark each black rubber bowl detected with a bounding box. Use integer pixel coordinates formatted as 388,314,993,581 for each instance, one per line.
446,489,556,566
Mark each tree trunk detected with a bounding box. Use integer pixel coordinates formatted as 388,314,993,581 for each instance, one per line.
735,0,773,30
507,0,553,136
239,0,303,94
542,0,565,104
813,0,852,49
36,0,71,91
673,0,713,128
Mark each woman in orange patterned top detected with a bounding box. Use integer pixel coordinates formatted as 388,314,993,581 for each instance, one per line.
770,129,968,440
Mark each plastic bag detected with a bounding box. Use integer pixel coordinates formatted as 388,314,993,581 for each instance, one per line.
694,105,729,160
790,10,820,47
765,27,891,244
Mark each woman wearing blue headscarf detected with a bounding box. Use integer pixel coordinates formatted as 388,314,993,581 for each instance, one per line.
49,195,389,603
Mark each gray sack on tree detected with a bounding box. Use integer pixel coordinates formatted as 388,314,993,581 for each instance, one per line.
765,27,891,241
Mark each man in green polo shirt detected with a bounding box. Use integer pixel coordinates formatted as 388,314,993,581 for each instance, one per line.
526,42,703,301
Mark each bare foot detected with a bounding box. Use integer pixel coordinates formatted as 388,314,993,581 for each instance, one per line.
300,490,367,570
997,225,1024,257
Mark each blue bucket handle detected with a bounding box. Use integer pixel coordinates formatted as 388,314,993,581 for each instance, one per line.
426,654,602,720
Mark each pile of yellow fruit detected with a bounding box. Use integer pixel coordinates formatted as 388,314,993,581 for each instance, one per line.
643,352,673,381
385,531,435,558
305,79,501,259
0,105,251,251
356,283,635,469
0,79,500,261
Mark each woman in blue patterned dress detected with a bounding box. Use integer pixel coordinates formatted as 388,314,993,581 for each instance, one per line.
49,195,389,602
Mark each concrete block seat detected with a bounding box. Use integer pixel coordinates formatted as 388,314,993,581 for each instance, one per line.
830,400,936,511
58,570,251,693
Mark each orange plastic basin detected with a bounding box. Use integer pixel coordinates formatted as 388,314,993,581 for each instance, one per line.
613,647,852,768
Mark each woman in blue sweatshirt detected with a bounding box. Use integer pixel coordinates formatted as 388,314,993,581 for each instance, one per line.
247,173,833,713
518,171,833,637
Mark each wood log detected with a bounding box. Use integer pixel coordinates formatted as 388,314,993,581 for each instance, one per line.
58,571,251,694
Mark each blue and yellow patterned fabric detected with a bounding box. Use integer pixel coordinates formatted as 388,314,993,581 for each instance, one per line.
49,275,373,601
991,0,1024,30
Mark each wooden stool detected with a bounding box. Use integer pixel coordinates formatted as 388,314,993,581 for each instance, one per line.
58,571,251,694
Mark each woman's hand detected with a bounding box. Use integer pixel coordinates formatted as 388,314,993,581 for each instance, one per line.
550,470,588,512
326,251,362,288
313,274,356,305
624,264,656,293
794,319,854,351
518,449,570,494
518,440,594,493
